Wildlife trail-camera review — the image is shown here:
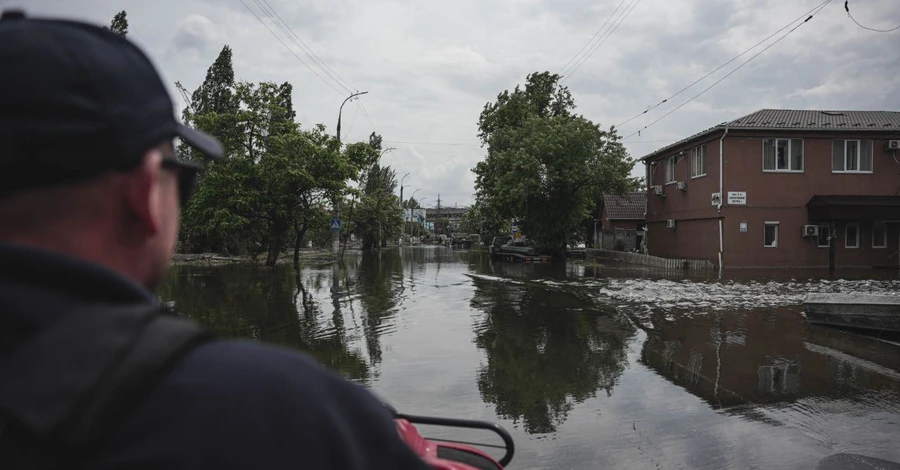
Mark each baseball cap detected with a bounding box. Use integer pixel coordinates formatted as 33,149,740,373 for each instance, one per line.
0,9,223,199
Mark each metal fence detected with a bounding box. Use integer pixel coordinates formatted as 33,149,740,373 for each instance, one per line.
588,248,715,271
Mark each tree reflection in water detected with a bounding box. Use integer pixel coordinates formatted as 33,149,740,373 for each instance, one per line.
469,276,635,434
355,249,405,368
159,264,370,383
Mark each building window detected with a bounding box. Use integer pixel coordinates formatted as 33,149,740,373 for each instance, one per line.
763,138,803,172
764,222,779,248
873,223,886,248
666,156,676,183
691,145,706,178
817,224,830,247
845,223,860,248
832,140,874,173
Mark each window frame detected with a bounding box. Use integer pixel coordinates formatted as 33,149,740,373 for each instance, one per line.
691,144,706,178
817,224,830,248
845,223,860,249
665,156,676,184
764,221,779,248
832,139,874,174
872,222,886,249
762,138,804,173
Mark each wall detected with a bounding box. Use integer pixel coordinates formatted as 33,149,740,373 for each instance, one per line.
646,218,720,262
722,132,900,267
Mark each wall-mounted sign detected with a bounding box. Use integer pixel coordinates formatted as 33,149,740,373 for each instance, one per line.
739,222,748,233
728,191,747,205
711,192,722,206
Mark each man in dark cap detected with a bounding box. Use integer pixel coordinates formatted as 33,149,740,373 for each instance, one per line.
0,10,429,469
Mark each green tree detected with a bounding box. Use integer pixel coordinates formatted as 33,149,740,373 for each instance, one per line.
473,72,635,255
106,11,128,37
351,163,403,250
402,197,419,209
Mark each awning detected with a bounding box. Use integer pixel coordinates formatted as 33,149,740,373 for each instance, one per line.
806,195,900,222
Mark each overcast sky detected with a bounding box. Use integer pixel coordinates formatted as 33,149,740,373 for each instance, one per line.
11,0,899,206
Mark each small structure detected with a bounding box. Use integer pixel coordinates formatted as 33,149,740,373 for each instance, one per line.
804,293,900,333
598,192,646,250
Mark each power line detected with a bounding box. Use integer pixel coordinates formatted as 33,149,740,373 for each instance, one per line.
358,100,377,133
616,0,832,129
845,0,900,32
622,0,831,140
384,140,481,147
239,0,344,96
558,0,629,76
254,0,358,93
562,0,643,81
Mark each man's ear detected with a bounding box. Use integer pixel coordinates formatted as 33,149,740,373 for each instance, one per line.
125,148,164,237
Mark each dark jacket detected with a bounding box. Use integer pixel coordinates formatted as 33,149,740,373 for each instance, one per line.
0,243,429,469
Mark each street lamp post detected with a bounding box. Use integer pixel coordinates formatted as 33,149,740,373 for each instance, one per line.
332,91,367,299
336,91,368,144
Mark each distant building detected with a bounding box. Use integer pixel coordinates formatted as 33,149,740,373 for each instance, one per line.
426,207,468,233
642,109,900,269
598,192,646,250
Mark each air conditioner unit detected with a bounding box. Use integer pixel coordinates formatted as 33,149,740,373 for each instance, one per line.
666,219,677,229
887,140,900,150
676,181,687,191
802,225,819,237
652,185,665,196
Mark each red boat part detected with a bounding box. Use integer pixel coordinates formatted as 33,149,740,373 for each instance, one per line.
396,418,505,470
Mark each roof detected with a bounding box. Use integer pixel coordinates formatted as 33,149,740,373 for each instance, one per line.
603,192,646,220
807,195,900,207
806,195,900,221
641,109,900,161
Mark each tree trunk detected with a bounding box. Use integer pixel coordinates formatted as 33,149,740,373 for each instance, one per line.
265,234,281,267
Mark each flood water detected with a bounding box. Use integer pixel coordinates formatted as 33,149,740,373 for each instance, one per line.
159,247,900,470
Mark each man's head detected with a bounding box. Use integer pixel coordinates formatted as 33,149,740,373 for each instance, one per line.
0,10,223,291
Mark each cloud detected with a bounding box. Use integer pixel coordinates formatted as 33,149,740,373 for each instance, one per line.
13,0,900,205
171,14,216,57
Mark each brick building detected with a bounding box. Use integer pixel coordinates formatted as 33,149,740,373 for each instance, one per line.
598,192,646,249
642,109,900,269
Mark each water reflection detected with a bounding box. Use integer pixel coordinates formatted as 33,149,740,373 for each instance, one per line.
639,307,900,412
160,263,373,383
468,274,636,434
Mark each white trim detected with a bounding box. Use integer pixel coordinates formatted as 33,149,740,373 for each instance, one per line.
872,222,887,249
691,173,707,179
832,139,874,173
764,222,779,248
762,138,804,173
845,223,860,249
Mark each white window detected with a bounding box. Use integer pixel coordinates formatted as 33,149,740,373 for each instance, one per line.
691,145,706,178
872,223,886,248
845,223,860,248
666,156,676,183
817,224,830,248
832,140,873,173
764,222,779,248
763,138,803,172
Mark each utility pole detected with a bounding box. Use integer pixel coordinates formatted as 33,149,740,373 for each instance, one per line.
332,90,367,299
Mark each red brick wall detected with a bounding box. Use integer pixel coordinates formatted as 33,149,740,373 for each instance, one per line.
646,130,900,268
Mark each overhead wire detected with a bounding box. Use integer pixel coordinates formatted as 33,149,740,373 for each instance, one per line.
622,0,832,140
239,0,345,96
558,0,629,76
844,0,900,32
255,0,358,93
616,0,832,129
562,0,644,81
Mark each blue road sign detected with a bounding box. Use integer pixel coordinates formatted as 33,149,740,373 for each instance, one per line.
330,218,342,231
